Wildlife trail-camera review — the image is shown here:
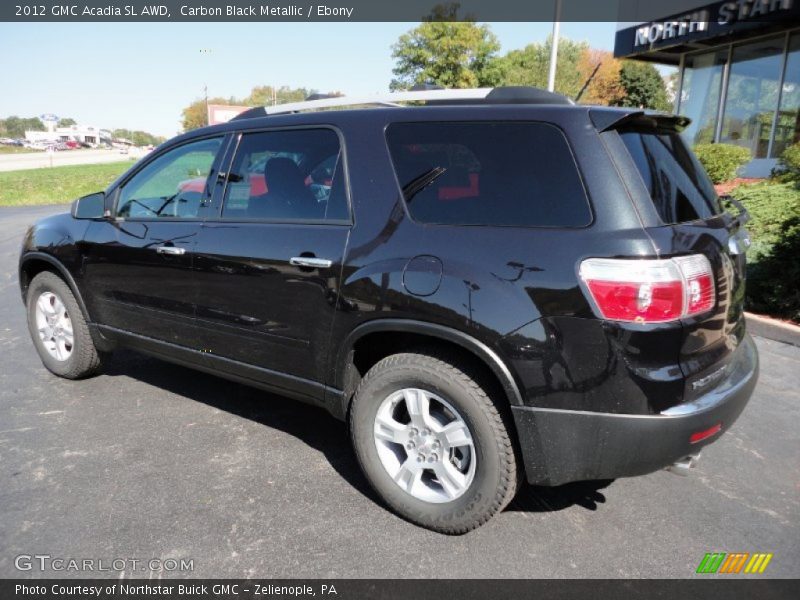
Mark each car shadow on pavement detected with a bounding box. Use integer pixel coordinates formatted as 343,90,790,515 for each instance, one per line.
101,349,382,503
509,479,614,513
102,349,614,515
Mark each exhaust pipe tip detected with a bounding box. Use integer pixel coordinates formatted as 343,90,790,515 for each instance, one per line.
666,453,701,476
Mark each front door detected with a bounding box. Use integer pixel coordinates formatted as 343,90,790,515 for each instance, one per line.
82,136,226,347
192,128,351,387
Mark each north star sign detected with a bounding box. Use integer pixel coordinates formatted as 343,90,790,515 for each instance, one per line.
615,0,798,58
634,0,793,47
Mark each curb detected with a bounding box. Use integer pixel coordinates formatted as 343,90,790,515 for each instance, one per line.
746,312,800,347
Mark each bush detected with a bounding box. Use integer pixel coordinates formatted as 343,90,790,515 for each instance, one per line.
693,143,751,184
732,180,800,321
731,180,800,261
746,217,800,322
780,142,800,178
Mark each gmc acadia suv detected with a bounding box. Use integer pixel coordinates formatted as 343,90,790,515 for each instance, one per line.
19,87,758,533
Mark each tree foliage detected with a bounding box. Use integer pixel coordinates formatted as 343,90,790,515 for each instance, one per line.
58,118,77,127
243,86,316,107
0,116,45,138
179,86,334,132
179,96,238,132
613,61,671,111
111,128,164,146
575,49,625,105
390,20,502,90
497,37,588,98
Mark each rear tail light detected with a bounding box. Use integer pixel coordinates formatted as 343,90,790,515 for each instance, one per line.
579,255,715,323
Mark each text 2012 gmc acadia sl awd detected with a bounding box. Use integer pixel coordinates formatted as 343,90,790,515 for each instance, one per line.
19,87,758,533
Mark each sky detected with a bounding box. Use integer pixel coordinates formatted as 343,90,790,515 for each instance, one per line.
0,22,620,137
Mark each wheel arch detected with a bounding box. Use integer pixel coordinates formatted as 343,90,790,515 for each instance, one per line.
335,319,524,418
19,252,91,322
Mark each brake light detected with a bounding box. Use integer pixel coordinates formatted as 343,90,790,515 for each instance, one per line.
579,255,715,323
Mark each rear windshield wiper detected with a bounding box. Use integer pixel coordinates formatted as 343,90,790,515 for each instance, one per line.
720,194,750,227
402,166,447,203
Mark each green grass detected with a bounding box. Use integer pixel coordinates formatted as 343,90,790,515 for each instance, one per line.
0,161,134,206
0,145,40,154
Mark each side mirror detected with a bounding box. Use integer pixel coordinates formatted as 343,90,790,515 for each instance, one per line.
71,192,107,219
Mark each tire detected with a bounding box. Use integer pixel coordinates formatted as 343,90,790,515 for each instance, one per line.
349,350,519,534
26,271,101,379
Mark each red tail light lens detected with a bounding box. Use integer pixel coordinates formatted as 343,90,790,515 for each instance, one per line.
579,255,715,324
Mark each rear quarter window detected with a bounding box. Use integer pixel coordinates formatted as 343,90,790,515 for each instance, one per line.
618,130,723,224
385,122,591,228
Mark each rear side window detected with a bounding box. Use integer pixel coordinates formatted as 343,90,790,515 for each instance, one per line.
385,122,591,227
221,128,348,221
618,130,722,224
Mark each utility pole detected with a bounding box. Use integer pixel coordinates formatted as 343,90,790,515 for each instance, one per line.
200,48,212,125
547,0,562,93
204,84,209,126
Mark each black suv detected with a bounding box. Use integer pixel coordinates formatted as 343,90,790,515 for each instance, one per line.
19,87,758,533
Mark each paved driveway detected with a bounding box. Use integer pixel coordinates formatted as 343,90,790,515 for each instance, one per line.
0,205,798,578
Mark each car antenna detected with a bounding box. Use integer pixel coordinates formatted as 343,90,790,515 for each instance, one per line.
575,62,602,103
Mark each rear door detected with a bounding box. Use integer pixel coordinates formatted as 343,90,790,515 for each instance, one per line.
606,119,749,396
82,136,227,347
192,127,351,388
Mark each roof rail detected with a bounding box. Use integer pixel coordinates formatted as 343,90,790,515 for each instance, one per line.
264,87,573,115
262,88,494,115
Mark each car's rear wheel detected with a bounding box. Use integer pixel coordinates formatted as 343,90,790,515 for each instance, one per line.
26,271,100,379
349,350,519,534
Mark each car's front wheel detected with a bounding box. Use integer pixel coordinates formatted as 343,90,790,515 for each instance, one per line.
26,271,101,379
349,350,519,534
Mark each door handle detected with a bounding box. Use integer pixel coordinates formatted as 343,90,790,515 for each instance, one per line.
156,245,186,255
289,256,333,269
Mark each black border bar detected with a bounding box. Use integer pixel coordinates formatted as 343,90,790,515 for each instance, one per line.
2,579,800,600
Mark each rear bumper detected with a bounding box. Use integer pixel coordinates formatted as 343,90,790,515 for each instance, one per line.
512,333,759,486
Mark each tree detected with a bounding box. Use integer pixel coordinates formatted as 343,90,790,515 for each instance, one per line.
0,116,45,138
180,96,238,132
614,61,671,112
112,128,164,146
496,36,588,98
390,19,502,90
243,85,315,107
575,49,626,106
58,117,77,127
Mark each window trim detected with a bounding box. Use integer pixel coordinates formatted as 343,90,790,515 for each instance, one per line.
209,124,353,226
111,133,228,222
382,120,594,229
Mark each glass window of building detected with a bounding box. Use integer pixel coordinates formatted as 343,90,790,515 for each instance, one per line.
719,37,785,158
679,50,727,146
772,33,800,158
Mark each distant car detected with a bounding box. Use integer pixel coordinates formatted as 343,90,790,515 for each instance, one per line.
64,141,81,150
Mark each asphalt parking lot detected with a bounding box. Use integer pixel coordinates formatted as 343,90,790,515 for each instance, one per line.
0,205,798,579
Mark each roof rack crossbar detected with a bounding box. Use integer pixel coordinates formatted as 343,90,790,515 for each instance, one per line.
263,88,494,115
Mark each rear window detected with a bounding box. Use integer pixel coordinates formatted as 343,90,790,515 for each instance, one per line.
618,130,723,224
385,122,591,227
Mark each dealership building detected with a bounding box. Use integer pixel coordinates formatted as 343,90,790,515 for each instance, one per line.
615,0,800,176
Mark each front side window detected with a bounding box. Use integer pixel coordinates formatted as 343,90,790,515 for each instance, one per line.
385,122,591,228
221,128,348,221
116,137,222,219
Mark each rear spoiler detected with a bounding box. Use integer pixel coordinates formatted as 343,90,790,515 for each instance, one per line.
590,109,691,133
